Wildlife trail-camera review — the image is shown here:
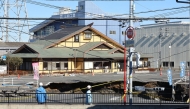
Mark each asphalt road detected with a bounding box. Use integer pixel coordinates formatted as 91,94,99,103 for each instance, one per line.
0,71,188,87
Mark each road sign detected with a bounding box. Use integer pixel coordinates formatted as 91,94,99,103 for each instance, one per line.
125,40,134,47
167,69,172,85
180,62,186,77
126,26,135,39
134,86,145,91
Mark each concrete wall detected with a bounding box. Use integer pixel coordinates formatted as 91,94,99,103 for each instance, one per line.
134,23,190,69
0,104,188,109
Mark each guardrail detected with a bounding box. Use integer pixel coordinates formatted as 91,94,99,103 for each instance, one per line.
0,93,188,105
2,78,38,86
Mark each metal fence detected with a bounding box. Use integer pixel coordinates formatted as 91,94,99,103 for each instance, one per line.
0,93,188,105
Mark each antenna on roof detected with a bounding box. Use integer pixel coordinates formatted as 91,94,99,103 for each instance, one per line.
87,22,94,27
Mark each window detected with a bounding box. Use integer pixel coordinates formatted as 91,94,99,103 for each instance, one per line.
56,62,60,70
93,62,102,69
102,62,111,69
79,5,83,10
163,62,169,67
169,62,174,67
74,35,79,42
43,62,48,70
84,30,92,39
85,33,92,39
110,31,116,34
64,62,68,69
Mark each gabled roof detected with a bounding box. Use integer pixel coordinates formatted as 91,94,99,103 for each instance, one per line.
13,44,39,54
44,24,124,50
77,42,113,53
107,48,123,54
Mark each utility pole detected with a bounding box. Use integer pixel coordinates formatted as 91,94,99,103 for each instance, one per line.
129,0,134,105
5,0,9,42
1,0,30,42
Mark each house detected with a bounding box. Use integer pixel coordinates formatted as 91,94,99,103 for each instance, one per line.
0,42,28,57
10,23,127,74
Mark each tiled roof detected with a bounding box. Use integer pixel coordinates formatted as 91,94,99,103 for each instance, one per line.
77,42,103,52
31,39,58,48
42,26,86,40
107,48,119,54
0,42,28,47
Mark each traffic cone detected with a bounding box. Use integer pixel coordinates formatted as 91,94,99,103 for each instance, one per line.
17,74,20,79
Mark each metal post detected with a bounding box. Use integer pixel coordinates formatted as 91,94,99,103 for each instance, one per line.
123,31,127,105
129,48,133,105
8,56,9,76
6,0,9,42
123,47,127,104
129,0,134,105
159,27,162,75
169,43,171,69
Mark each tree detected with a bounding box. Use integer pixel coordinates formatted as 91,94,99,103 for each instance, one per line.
5,56,23,75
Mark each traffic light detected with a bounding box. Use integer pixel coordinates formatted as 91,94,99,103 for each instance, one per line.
153,87,165,91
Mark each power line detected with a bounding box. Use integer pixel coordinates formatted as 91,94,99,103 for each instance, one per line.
23,0,190,19
46,0,164,1
0,17,189,20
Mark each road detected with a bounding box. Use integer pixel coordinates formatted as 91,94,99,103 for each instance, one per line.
0,71,188,87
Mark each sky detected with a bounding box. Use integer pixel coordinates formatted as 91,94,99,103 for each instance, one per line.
1,0,190,42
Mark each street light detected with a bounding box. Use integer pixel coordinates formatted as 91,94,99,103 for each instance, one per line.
169,43,175,101
169,43,171,69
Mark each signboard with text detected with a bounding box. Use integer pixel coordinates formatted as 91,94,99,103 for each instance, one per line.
167,69,172,86
32,62,39,80
180,61,186,77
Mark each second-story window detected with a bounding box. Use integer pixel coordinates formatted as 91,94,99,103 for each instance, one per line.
74,34,79,42
84,30,92,39
85,33,92,39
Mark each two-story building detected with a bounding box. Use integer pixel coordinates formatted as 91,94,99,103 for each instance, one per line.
11,24,126,74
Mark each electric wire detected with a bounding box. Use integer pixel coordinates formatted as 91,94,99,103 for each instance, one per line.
5,0,190,19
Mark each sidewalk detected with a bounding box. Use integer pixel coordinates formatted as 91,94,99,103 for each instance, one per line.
0,104,188,109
